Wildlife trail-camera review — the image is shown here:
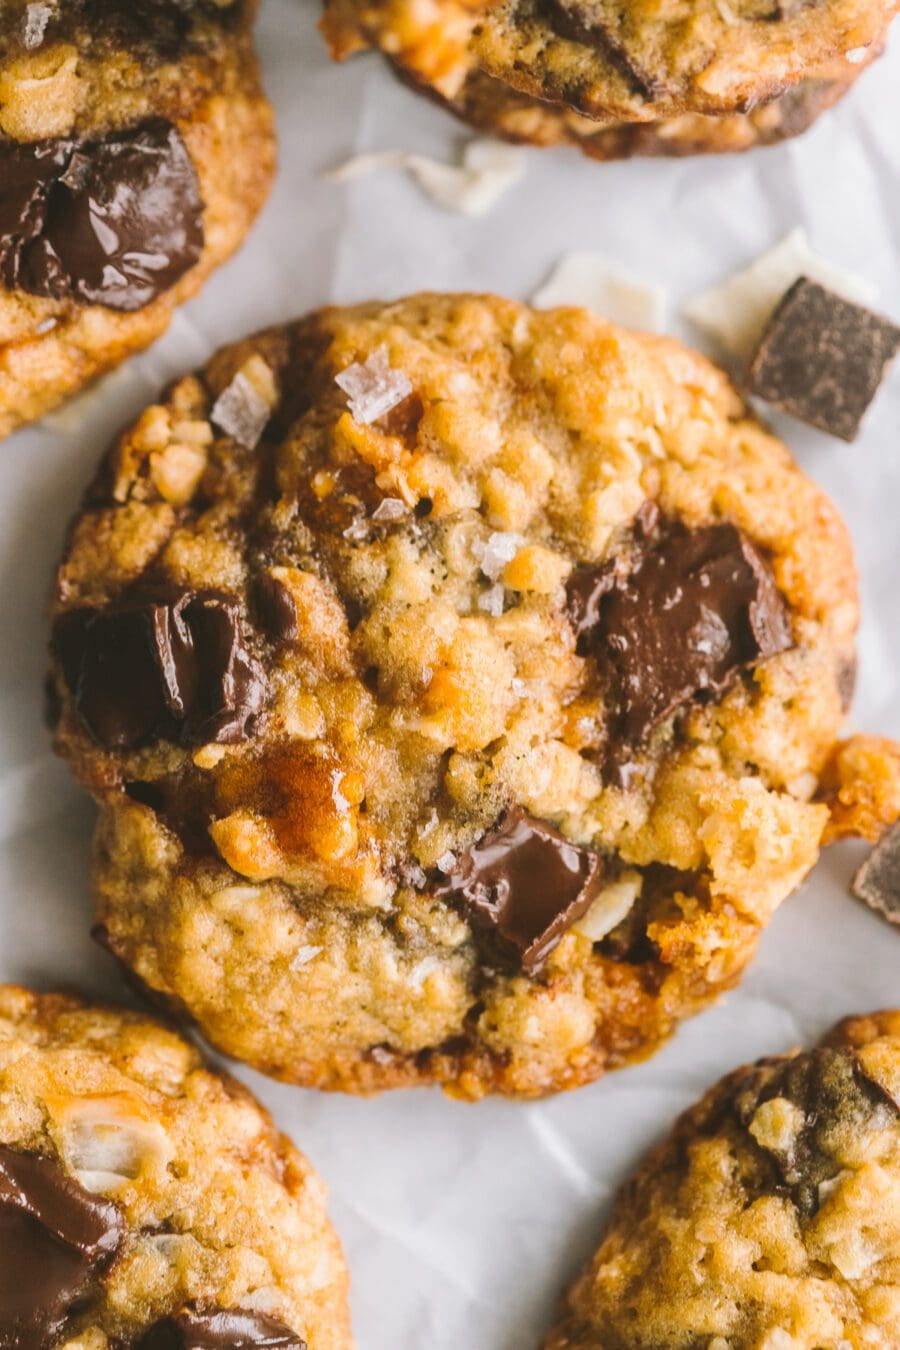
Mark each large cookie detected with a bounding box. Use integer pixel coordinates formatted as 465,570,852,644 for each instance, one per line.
320,0,894,159
0,0,275,438
48,293,893,1098
0,984,352,1348
545,1010,900,1348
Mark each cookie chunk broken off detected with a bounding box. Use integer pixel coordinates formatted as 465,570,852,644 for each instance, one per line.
320,0,896,161
544,1010,900,1349
0,985,351,1349
0,0,274,437
48,293,895,1099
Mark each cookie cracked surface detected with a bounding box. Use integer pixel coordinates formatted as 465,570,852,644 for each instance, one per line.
544,1010,900,1349
0,984,351,1349
48,292,885,1098
320,0,895,160
0,0,275,438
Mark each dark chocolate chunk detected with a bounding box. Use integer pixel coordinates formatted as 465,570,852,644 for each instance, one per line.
433,805,605,973
255,572,299,642
851,820,900,928
567,519,793,759
138,1306,307,1349
732,1046,898,1216
0,119,203,311
746,277,900,442
53,588,267,750
0,1146,124,1348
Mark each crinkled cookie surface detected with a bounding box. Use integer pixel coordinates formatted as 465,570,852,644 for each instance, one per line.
320,0,895,158
0,984,352,1349
545,1010,900,1349
48,293,886,1098
0,0,274,437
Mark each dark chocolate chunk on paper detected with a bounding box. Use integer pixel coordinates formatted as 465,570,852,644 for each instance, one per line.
566,519,793,759
851,820,900,928
138,1305,307,1349
434,806,604,973
746,277,900,442
0,1146,124,1348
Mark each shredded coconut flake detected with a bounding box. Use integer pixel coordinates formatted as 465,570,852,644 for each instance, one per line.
371,496,407,523
511,677,526,697
474,531,524,582
478,583,505,617
532,252,666,332
683,228,878,361
436,851,457,874
844,45,869,63
23,2,53,47
210,371,271,448
290,944,322,970
335,345,412,425
325,138,527,218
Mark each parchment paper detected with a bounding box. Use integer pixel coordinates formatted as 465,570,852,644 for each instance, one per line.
1,5,899,1345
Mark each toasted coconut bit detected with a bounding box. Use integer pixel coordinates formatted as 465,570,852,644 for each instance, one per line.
335,346,413,425
326,138,526,218
290,944,323,970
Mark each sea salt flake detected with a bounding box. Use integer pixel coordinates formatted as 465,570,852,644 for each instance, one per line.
478,584,505,617
436,851,456,874
210,371,271,448
683,228,878,361
532,252,666,332
371,496,407,523
326,138,527,218
335,346,413,425
23,2,53,47
290,944,322,970
474,531,524,582
342,516,371,543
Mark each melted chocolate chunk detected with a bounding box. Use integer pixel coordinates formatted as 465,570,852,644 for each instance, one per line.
255,573,299,642
747,277,900,442
567,518,793,762
434,806,604,973
733,1047,899,1216
0,120,203,311
53,588,267,750
0,1146,124,1348
138,1307,307,1349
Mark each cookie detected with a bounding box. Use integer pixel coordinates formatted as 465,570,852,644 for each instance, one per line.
0,984,351,1349
544,1010,900,1349
0,0,275,438
320,0,892,160
48,293,893,1099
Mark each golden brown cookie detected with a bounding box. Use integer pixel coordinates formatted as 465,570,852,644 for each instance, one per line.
545,1011,900,1349
0,984,352,1349
321,0,894,160
0,0,275,438
47,293,892,1099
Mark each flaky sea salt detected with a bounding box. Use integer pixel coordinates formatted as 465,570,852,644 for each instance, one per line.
23,2,53,48
326,138,527,218
335,346,413,425
371,496,407,523
472,531,524,582
532,253,666,332
477,584,505,617
683,229,878,361
210,371,271,448
290,945,322,971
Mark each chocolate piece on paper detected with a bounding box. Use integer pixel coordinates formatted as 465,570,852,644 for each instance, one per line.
138,1305,307,1349
851,821,900,928
434,805,605,973
0,1146,124,1348
746,277,900,442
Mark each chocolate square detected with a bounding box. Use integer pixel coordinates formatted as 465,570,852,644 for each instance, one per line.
746,277,900,442
851,821,900,928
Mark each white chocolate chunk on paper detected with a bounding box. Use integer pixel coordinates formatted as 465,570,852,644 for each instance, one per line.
683,228,878,361
326,139,527,218
532,253,667,332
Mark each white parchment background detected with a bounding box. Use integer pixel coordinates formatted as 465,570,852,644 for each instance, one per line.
2,4,900,1345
